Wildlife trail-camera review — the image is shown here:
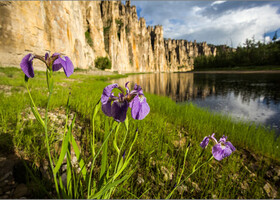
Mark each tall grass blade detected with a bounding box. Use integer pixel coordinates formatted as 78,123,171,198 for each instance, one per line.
177,142,190,184
124,117,128,130
100,118,109,183
127,129,138,159
87,121,118,197
66,148,72,197
113,152,136,180
69,115,87,181
89,174,132,199
113,122,121,154
53,128,71,174
30,105,45,128
91,99,101,156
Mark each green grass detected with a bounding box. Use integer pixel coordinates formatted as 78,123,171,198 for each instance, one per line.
0,67,279,199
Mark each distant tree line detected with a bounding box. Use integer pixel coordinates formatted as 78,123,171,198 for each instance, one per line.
194,34,280,69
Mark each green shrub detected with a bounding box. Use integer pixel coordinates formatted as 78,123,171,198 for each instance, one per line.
115,19,123,27
85,31,93,47
94,57,112,70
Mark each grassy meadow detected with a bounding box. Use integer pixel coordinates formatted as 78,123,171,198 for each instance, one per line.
0,67,279,199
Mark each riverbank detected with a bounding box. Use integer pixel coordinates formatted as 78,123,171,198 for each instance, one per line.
0,67,279,198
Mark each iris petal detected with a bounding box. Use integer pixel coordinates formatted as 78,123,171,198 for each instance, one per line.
102,100,113,117
51,54,74,77
125,81,130,94
130,84,144,95
131,95,150,120
212,144,224,161
200,136,210,148
52,53,60,57
63,56,74,77
20,54,35,78
225,141,236,152
111,100,129,122
212,143,234,161
52,56,64,71
45,52,50,61
101,84,118,105
223,146,233,158
219,135,227,143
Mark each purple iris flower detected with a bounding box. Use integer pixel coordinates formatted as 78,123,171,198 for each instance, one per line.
20,52,74,78
101,82,150,122
200,134,236,161
212,135,236,161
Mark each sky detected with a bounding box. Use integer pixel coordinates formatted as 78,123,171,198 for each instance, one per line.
129,1,280,47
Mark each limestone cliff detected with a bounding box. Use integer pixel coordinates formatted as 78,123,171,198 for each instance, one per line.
0,1,105,69
99,1,167,72
164,39,216,71
0,0,215,72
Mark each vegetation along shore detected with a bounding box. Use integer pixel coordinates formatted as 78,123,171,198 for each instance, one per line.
194,37,280,71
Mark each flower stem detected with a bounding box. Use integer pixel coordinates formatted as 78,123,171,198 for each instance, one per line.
43,69,60,198
25,83,45,127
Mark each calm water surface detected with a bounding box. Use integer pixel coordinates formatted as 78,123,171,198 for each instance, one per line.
112,72,280,133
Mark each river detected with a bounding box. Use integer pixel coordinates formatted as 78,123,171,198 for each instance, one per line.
112,72,280,133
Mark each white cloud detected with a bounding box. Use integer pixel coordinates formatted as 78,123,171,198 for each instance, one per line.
132,1,280,47
265,36,272,43
211,1,226,7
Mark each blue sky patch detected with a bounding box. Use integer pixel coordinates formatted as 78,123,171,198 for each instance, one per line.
169,19,184,25
137,7,142,18
265,28,280,40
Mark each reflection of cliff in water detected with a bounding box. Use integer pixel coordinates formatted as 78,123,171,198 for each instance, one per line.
113,73,280,104
113,73,194,102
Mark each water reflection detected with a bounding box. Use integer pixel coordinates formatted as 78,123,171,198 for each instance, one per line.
112,73,280,132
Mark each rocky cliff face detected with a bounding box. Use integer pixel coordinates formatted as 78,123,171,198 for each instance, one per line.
0,1,105,69
0,0,215,72
164,39,216,71
100,1,167,72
